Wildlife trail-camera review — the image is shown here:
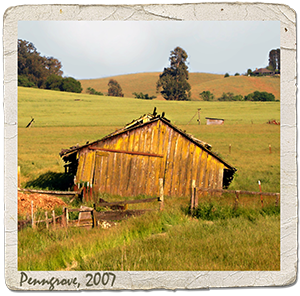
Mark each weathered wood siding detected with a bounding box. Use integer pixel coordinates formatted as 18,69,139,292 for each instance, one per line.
76,119,226,198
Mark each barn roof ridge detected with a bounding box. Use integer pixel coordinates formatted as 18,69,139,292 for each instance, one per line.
60,112,235,171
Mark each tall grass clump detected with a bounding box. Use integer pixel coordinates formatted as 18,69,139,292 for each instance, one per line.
190,201,280,222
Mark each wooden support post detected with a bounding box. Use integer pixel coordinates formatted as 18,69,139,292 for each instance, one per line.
197,108,201,125
194,183,198,209
31,201,36,229
258,180,263,208
269,144,272,154
234,191,239,210
45,211,49,229
18,166,21,188
159,178,164,211
191,180,196,210
52,210,56,229
83,185,86,202
90,183,93,201
92,210,97,228
229,144,231,154
63,207,69,228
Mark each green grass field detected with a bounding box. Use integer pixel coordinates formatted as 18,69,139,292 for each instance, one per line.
18,83,280,271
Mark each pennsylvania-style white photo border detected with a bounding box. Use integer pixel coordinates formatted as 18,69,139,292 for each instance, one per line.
3,3,297,290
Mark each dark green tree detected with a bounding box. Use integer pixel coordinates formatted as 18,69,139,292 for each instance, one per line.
268,48,280,72
18,39,63,88
244,91,275,101
45,74,63,91
61,77,82,93
156,46,191,101
108,79,124,97
224,73,230,78
247,69,253,76
199,91,215,101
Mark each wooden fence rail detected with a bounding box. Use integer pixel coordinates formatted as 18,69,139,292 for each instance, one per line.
190,182,280,210
18,188,81,196
19,195,162,231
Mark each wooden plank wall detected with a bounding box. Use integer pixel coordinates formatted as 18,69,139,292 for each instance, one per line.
75,120,226,198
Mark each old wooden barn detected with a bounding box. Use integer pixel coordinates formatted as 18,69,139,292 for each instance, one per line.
60,111,236,199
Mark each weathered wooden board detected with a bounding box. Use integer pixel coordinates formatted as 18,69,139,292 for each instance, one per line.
74,119,235,199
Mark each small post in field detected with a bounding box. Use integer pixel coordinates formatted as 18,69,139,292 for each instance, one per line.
275,193,280,207
197,108,201,125
63,207,69,228
234,191,240,210
191,180,196,210
159,178,164,211
31,201,36,229
269,144,272,154
193,180,198,208
258,180,263,208
45,211,49,229
52,210,56,229
229,144,231,154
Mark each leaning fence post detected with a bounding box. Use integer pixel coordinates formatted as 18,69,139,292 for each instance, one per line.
234,191,240,210
63,207,69,228
159,178,164,211
52,210,56,229
31,201,36,229
258,180,263,208
45,211,49,229
92,210,97,228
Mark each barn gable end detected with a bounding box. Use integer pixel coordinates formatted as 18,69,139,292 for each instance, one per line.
60,114,236,198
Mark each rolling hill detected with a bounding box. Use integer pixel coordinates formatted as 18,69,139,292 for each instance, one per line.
79,72,280,101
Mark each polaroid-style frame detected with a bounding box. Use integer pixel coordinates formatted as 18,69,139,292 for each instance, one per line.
4,3,297,290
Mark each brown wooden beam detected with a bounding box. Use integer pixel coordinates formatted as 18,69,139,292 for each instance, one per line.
88,146,164,158
18,188,81,196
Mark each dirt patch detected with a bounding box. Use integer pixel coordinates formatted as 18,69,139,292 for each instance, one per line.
18,191,67,216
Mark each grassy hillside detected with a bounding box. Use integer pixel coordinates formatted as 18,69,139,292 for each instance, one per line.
18,86,280,193
79,72,280,101
18,86,280,271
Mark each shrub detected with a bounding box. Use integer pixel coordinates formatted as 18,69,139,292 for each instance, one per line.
199,90,215,101
133,92,156,100
190,202,280,222
224,73,230,78
218,92,243,101
62,77,82,93
87,87,103,96
45,75,82,93
244,91,275,101
18,75,36,87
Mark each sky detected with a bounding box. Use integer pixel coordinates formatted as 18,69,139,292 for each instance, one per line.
18,20,280,80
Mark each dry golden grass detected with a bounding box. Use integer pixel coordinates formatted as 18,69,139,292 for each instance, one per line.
80,72,280,101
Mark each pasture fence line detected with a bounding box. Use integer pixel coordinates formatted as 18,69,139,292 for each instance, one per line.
19,195,162,231
190,180,280,210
